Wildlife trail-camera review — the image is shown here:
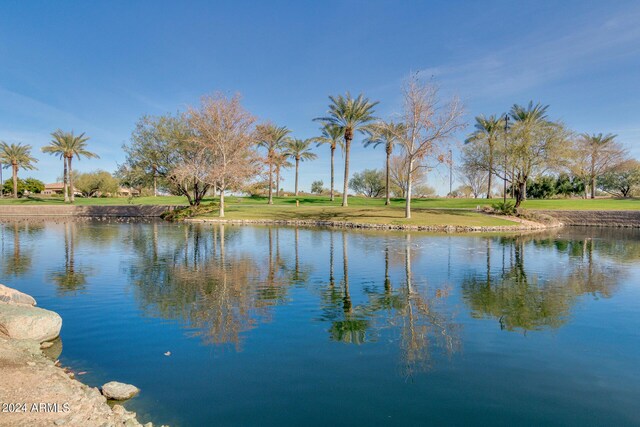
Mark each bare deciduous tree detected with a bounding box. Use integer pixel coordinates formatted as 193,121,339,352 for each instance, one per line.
188,93,261,217
393,76,465,218
457,164,489,198
388,154,427,198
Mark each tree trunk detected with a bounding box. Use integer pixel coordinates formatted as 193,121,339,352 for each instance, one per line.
591,175,596,199
342,137,351,207
276,167,281,197
295,157,299,196
63,158,69,203
153,165,158,197
487,147,493,199
268,161,273,204
68,156,75,203
405,157,413,219
385,150,391,205
12,163,18,198
219,188,225,217
330,146,335,202
514,180,526,208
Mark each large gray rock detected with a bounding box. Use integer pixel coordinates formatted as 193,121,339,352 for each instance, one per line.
0,284,36,306
101,381,140,401
0,302,62,342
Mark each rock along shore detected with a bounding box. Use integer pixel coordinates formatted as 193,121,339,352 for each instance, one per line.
186,215,562,232
0,285,164,427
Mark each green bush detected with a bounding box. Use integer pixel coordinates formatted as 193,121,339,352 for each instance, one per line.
491,200,516,215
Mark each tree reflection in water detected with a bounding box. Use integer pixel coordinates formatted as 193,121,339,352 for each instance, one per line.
48,222,90,294
121,223,631,374
128,223,271,350
0,221,43,277
462,233,625,332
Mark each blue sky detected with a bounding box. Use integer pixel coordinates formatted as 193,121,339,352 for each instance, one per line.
1,0,639,194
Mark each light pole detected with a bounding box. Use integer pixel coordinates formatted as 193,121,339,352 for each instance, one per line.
503,114,509,203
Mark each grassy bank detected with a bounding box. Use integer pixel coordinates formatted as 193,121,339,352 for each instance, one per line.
197,205,516,227
1,194,639,210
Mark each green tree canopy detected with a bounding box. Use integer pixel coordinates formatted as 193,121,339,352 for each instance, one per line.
349,169,386,197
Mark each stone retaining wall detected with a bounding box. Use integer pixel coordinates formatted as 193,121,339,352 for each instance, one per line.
187,217,558,233
0,205,183,217
536,210,640,228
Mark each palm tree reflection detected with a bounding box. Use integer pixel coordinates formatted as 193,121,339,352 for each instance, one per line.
49,222,89,294
1,221,43,277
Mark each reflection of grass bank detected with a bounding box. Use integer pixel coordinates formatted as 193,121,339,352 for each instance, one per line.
1,195,639,211
196,205,516,227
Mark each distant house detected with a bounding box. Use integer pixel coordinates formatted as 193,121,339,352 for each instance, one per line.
117,187,140,197
41,183,81,196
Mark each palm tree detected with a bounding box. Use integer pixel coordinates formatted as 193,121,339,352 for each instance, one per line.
42,130,98,203
315,93,378,206
509,102,550,207
311,124,344,201
284,138,318,196
257,124,291,204
465,115,504,199
364,121,404,205
272,151,292,197
42,130,70,201
0,142,38,198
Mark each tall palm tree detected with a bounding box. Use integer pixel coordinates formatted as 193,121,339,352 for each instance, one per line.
311,123,344,201
315,93,378,206
465,115,504,199
509,102,550,207
42,130,98,203
42,130,70,201
284,138,318,196
364,120,404,205
272,151,292,197
257,124,291,204
0,142,38,198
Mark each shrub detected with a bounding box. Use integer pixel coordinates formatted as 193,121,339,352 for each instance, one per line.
491,200,516,215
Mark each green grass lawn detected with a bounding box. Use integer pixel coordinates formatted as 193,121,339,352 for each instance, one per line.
1,194,638,211
200,205,516,227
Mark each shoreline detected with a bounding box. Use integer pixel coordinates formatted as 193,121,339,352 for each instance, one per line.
185,215,562,232
0,287,163,427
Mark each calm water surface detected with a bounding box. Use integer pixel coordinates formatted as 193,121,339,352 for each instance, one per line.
1,220,639,426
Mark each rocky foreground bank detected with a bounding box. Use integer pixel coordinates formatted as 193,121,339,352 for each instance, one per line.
0,285,163,427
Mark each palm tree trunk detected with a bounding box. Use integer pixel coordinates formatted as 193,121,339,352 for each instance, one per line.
330,146,335,202
276,167,281,197
295,158,299,196
590,175,596,199
385,150,391,205
68,156,75,203
268,162,273,204
12,163,18,198
342,138,351,207
405,157,413,219
63,157,69,203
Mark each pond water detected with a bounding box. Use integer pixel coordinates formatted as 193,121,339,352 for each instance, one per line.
1,220,639,426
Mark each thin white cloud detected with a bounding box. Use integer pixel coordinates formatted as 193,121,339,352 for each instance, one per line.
420,7,640,100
